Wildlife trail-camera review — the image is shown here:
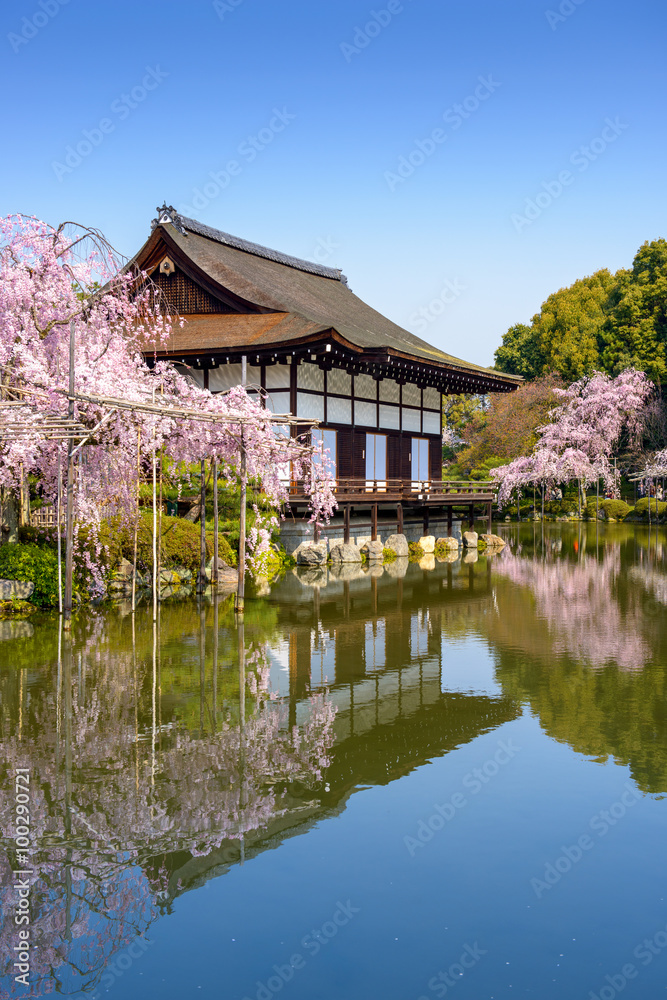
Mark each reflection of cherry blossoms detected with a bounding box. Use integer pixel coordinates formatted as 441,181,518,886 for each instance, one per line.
493,548,649,670
0,635,336,997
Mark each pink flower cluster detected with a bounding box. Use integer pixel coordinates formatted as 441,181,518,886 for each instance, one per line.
493,369,653,506
0,215,336,584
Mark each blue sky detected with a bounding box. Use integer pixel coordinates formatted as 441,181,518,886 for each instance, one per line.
2,0,665,367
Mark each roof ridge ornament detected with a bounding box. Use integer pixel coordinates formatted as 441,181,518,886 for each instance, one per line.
151,203,187,235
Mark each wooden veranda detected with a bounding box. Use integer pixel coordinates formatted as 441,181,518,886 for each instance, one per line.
289,478,496,540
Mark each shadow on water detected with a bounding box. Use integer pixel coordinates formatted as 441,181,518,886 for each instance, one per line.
0,523,666,995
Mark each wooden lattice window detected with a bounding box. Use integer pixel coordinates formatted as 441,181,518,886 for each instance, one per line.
151,269,233,314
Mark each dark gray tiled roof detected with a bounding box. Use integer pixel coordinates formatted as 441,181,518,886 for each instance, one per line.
152,205,347,283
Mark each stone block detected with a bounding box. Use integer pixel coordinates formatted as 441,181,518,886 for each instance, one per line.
479,533,506,550
436,536,459,549
462,531,478,548
116,558,135,579
360,539,384,561
0,579,34,600
418,535,436,553
384,533,409,557
355,535,374,549
419,553,436,571
463,550,478,564
330,542,362,563
295,541,328,566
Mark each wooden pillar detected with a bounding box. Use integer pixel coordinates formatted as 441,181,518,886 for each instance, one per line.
447,506,453,538
344,504,351,544
64,320,76,627
198,458,206,592
423,507,429,536
487,501,492,535
212,459,219,585
397,503,403,535
468,504,474,530
236,356,247,614
371,504,378,541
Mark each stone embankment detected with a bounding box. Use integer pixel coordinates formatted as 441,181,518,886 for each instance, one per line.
294,530,506,573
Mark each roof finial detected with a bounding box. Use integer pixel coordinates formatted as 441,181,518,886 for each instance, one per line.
151,203,186,234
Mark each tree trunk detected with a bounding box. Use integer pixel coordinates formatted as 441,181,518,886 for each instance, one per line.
0,488,19,545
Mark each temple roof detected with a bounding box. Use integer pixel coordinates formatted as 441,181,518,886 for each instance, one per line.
133,206,521,391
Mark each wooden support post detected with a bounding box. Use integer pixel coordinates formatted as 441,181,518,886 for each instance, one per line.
397,503,403,535
236,436,247,613
423,508,429,536
199,458,207,591
64,320,75,628
236,356,247,614
56,452,63,615
152,436,158,622
487,501,492,535
447,506,453,538
131,429,141,613
371,504,378,541
344,504,351,544
212,459,219,585
468,504,474,530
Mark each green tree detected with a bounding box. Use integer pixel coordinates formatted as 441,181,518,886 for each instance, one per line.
494,239,667,385
601,239,667,382
494,323,544,380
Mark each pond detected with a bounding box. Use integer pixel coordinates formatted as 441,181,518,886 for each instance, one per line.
1,523,666,999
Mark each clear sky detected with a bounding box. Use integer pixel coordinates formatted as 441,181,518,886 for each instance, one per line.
2,0,665,367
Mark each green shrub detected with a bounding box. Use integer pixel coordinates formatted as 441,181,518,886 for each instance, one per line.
408,542,424,562
18,525,58,549
99,512,245,575
634,498,667,519
0,598,36,619
585,498,632,521
0,544,62,608
382,547,397,563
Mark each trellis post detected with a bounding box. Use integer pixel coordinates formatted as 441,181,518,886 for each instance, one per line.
64,320,75,627
212,458,219,585
236,356,247,614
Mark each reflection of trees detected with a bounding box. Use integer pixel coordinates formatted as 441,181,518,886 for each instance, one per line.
492,547,649,669
487,532,667,794
0,604,335,997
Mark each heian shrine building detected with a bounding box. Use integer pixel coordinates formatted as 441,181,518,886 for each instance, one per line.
134,205,520,545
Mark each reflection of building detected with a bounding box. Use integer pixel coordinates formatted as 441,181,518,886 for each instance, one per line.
159,561,519,900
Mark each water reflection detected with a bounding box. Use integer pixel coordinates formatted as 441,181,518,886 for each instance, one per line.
0,524,666,996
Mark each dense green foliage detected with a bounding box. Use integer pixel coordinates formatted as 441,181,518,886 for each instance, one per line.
494,239,667,383
100,513,237,575
633,497,667,518
583,498,633,520
0,543,62,607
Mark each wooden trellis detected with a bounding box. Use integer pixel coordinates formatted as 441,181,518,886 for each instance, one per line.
1,372,319,622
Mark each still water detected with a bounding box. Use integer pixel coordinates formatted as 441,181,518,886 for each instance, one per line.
1,523,667,999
